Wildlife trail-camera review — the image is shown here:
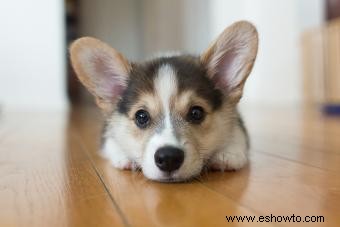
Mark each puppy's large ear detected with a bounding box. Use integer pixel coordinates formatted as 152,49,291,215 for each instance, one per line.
201,21,258,102
70,37,131,112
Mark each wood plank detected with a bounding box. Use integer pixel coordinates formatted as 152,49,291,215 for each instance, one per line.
252,138,340,172
200,152,340,226
239,106,340,171
0,111,125,227
243,107,340,154
71,108,274,227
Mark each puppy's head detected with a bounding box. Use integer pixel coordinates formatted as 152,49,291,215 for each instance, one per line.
70,21,258,182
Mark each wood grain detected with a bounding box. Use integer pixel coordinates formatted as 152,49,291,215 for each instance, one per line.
0,106,339,226
0,111,125,227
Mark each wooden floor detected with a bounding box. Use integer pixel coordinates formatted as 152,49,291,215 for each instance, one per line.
0,105,339,227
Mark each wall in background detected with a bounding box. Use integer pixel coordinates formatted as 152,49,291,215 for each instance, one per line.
0,0,67,111
141,0,211,57
0,0,323,110
79,0,142,61
80,0,325,106
210,0,325,105
79,0,211,60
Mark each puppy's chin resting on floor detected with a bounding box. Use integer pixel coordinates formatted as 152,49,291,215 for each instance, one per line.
69,21,258,182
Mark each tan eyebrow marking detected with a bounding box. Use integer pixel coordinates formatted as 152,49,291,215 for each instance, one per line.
173,90,213,117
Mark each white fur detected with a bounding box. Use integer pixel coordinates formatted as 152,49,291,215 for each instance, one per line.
152,64,179,148
142,64,182,180
208,124,248,171
102,138,132,169
101,113,142,170
148,51,182,61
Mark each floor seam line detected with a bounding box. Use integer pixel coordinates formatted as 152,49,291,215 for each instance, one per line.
72,130,132,227
253,149,337,173
197,180,280,227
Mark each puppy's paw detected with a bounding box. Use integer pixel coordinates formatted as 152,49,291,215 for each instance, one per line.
111,157,134,170
208,149,248,171
101,138,136,170
110,157,140,170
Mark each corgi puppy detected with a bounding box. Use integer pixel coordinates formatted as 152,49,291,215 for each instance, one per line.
70,21,258,182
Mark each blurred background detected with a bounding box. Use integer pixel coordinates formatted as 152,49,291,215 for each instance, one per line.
0,0,339,112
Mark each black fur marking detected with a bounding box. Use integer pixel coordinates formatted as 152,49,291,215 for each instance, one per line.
117,55,223,115
117,62,156,114
164,56,223,110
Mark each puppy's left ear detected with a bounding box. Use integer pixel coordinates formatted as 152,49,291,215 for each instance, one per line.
201,21,258,102
69,37,131,113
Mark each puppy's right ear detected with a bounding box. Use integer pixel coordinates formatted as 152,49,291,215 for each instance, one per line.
70,37,131,112
201,21,258,103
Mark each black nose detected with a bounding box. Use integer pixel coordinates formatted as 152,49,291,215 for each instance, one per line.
154,146,184,172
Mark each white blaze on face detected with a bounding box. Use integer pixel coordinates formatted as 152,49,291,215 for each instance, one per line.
143,64,181,179
154,64,180,147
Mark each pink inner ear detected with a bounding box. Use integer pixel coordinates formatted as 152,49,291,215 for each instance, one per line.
213,49,238,91
92,53,126,99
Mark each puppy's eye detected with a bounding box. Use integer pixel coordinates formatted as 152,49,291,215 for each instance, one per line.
135,109,150,128
187,106,205,124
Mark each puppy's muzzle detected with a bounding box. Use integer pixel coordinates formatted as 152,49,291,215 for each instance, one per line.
154,146,184,172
